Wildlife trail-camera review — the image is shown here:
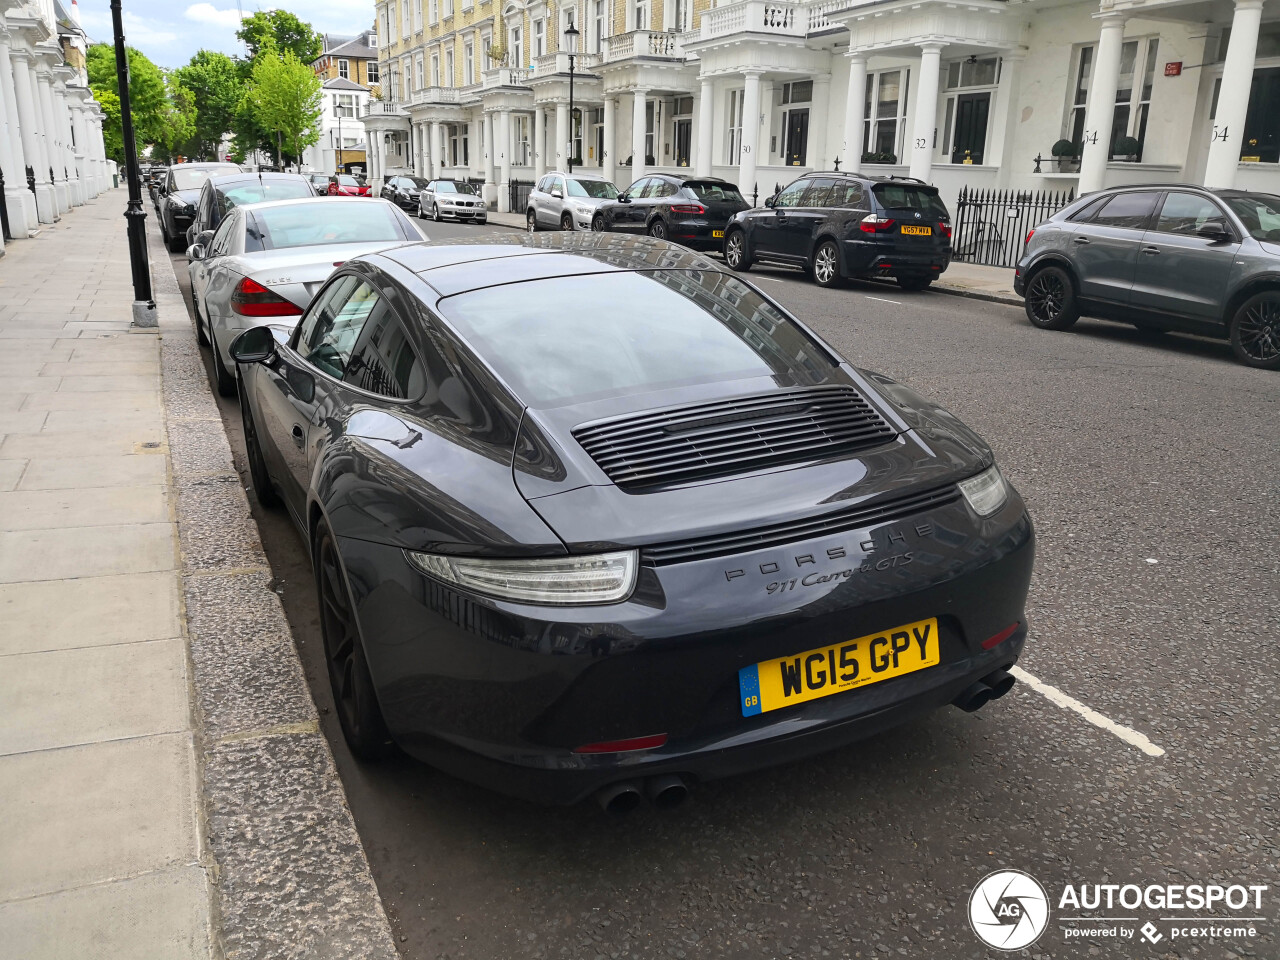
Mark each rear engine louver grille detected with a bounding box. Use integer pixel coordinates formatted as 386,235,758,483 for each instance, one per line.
641,484,961,566
573,386,899,491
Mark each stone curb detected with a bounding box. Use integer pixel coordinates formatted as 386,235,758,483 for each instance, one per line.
147,222,399,960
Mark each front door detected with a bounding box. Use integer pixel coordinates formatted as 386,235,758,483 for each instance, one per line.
784,110,809,167
1242,67,1280,163
951,93,990,165
673,119,692,167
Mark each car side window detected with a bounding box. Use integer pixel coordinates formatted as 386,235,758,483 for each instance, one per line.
800,178,838,207
656,180,679,198
835,180,865,207
623,177,650,199
295,276,376,378
1155,193,1225,236
773,180,808,208
209,214,237,257
344,306,427,400
1087,191,1159,230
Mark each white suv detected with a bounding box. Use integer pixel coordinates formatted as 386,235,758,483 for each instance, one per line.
527,172,620,231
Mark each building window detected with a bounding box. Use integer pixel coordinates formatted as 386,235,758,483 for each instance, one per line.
414,0,423,31
367,60,380,84
445,50,454,86
428,0,438,25
463,0,473,12
450,124,469,165
634,0,650,30
464,41,475,84
334,94,356,118
415,54,424,90
443,0,453,17
401,0,411,38
593,0,607,53
514,114,531,164
509,25,523,66
863,69,909,163
401,58,412,99
1066,39,1159,160
726,88,744,164
939,58,1000,164
779,82,811,166
534,18,545,57
338,59,350,80
431,54,440,87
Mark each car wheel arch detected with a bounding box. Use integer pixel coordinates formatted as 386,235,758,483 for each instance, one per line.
811,231,844,268
1025,255,1080,294
1222,276,1280,329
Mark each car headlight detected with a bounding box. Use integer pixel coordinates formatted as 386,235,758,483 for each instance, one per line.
405,549,638,605
958,465,1009,517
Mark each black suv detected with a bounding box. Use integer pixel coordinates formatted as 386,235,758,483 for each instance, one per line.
380,175,431,210
724,173,952,290
592,174,749,250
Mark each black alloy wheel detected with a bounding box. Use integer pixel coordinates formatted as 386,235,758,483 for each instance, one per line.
724,229,751,271
648,218,667,240
527,209,539,232
237,378,279,508
812,239,842,288
1230,291,1280,370
591,214,605,232
417,201,427,220
207,326,237,397
1024,265,1079,330
561,211,574,232
315,522,394,760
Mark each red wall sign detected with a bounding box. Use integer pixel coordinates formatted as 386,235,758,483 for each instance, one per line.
1165,62,1182,77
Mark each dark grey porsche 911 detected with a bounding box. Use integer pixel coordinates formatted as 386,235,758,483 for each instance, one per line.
230,232,1035,811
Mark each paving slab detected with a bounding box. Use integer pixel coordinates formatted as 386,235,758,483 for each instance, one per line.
20,390,161,412
0,522,176,582
0,411,47,434
0,376,61,394
15,453,167,490
0,638,189,754
0,865,212,960
0,427,162,459
54,374,162,393
0,485,169,530
0,733,200,900
41,361,160,377
0,460,25,491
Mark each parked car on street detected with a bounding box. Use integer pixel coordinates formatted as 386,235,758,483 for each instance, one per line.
187,197,424,395
724,173,953,291
158,162,242,252
327,174,371,197
307,173,332,194
1015,185,1280,370
417,179,487,222
592,174,748,250
228,231,1034,810
526,172,619,231
380,175,431,211
148,166,169,210
184,172,317,249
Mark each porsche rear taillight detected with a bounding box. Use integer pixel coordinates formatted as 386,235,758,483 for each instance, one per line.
670,203,705,215
860,214,896,233
231,277,302,317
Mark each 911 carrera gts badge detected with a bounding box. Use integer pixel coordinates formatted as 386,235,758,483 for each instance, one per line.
723,523,935,583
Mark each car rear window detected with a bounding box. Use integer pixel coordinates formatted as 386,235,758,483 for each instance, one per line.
222,180,316,209
872,183,948,218
438,270,834,407
684,181,744,204
245,203,406,251
171,165,240,190
1086,191,1160,229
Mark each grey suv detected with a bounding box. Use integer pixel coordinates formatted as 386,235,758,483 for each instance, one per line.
527,172,619,231
1015,185,1280,369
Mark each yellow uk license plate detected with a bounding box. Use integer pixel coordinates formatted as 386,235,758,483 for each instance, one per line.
900,225,932,236
739,618,939,716
712,229,725,238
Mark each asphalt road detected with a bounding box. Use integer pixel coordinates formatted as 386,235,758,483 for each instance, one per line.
170,218,1279,960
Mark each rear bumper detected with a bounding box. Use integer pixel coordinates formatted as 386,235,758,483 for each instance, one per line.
340,487,1035,804
841,238,951,278
667,217,733,251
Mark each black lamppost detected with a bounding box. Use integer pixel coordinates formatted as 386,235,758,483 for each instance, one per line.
110,0,155,326
564,21,579,175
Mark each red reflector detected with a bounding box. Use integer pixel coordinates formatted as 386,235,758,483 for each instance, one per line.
573,734,668,754
1025,228,1035,245
982,623,1021,650
333,262,345,267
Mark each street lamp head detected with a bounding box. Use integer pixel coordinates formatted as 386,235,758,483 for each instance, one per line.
564,22,580,55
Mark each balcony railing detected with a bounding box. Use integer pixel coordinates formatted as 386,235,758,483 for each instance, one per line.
603,29,686,62
408,86,461,104
481,66,531,88
531,51,603,77
363,99,408,117
700,0,808,39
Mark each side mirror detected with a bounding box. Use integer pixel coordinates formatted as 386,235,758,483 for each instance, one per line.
1197,218,1230,241
187,244,206,261
196,230,215,247
619,194,632,204
764,196,775,208
229,325,277,365
551,188,563,199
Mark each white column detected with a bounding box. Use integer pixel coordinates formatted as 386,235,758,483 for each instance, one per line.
738,70,762,202
808,75,831,170
497,108,512,212
432,121,444,173
10,53,55,223
483,111,495,185
55,82,83,206
1205,0,1264,188
534,105,546,176
987,54,1023,183
0,32,36,235
69,102,90,199
555,100,569,171
695,77,714,177
655,96,670,168
1078,14,1126,194
602,97,616,183
756,80,772,171
842,55,867,173
631,87,648,183
908,42,944,182
35,67,68,213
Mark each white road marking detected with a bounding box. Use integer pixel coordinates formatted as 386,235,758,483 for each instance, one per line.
1010,664,1166,758
864,295,902,305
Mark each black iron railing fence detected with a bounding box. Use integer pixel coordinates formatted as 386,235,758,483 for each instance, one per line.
952,187,1075,268
508,178,535,216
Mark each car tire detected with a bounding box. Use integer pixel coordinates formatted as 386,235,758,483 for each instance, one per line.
527,209,539,233
724,229,751,271
812,239,843,288
591,214,605,232
315,521,394,761
1023,265,1079,331
432,203,442,222
207,325,237,397
417,203,427,220
1228,290,1280,370
897,275,933,292
192,295,209,347
561,212,574,232
168,226,187,254
648,219,667,240
237,378,280,508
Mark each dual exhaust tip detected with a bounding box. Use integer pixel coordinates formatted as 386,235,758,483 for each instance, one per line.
595,773,689,815
952,668,1016,713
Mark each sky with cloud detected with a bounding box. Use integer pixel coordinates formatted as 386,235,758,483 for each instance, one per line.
74,1,377,68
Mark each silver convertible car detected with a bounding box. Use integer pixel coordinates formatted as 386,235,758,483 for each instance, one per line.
187,197,426,394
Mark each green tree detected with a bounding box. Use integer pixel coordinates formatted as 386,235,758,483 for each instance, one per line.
236,10,323,64
174,50,240,160
241,46,323,169
91,87,123,163
85,44,168,153
153,76,198,162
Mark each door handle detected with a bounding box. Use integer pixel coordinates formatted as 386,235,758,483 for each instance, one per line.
1072,236,1091,244
1141,246,1161,255
291,425,305,447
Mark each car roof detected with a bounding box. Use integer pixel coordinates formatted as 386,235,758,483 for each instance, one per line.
172,162,240,170
547,171,608,180
376,233,723,299
235,196,392,213
208,172,311,188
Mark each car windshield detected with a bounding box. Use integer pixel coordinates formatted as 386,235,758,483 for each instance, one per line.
685,181,743,203
434,181,474,194
245,203,404,251
439,270,834,407
406,177,431,188
336,175,360,187
566,179,619,199
171,166,238,190
222,180,316,209
1222,194,1280,242
872,183,949,218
